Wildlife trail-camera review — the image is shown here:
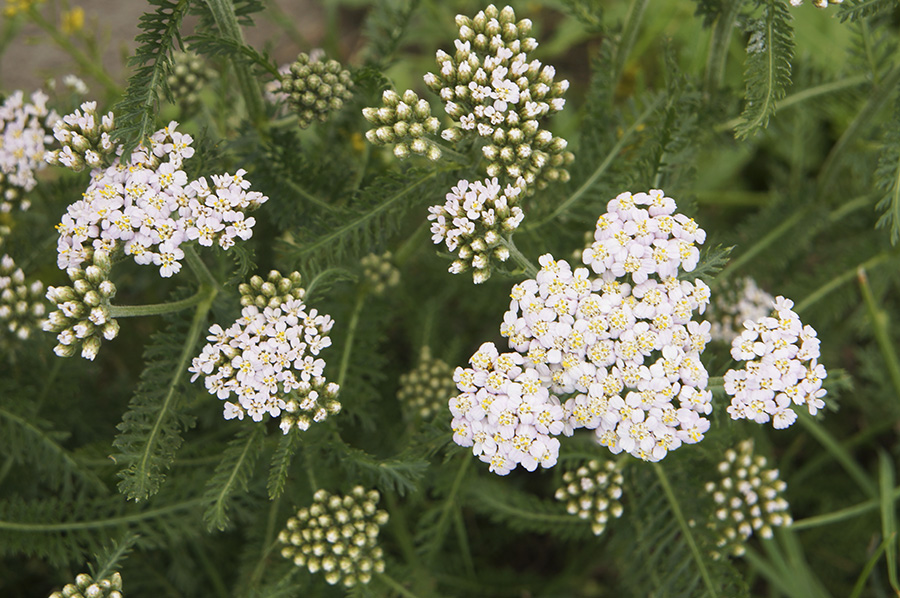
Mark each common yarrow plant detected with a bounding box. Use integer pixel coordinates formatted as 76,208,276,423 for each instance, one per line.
1,1,896,597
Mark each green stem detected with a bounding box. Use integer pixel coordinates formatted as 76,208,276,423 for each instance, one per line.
184,245,219,289
715,208,808,286
795,250,899,314
612,0,650,98
716,75,869,133
499,236,538,278
0,457,13,489
850,534,894,598
703,0,742,98
384,490,421,570
192,540,230,598
425,455,471,563
653,463,718,598
107,286,209,319
743,545,797,597
249,495,283,588
377,572,423,598
797,414,877,498
817,65,900,193
283,177,336,212
0,497,206,531
27,6,120,96
531,95,663,229
337,293,366,390
202,0,265,126
857,268,900,402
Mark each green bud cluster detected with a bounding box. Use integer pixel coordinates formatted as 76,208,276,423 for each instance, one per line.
705,439,791,560
43,248,118,361
554,459,625,536
362,89,442,161
0,254,45,345
44,101,116,172
423,4,573,193
166,51,215,112
360,251,400,296
238,269,305,309
278,486,389,587
280,376,342,434
281,53,354,129
397,346,456,421
49,571,123,598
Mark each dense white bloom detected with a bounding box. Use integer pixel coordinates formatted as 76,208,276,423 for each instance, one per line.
190,280,339,432
0,89,57,211
450,341,569,475
54,121,267,277
789,0,842,6
428,177,522,282
724,296,826,428
704,439,791,560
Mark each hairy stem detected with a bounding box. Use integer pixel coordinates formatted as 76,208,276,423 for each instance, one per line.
184,245,219,289
337,292,366,390
0,498,206,531
612,0,650,98
857,268,900,402
795,250,899,313
703,0,742,98
797,414,877,498
107,286,210,319
499,236,538,278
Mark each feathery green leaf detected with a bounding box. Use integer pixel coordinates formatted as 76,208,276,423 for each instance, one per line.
203,427,263,531
875,94,900,245
267,431,300,500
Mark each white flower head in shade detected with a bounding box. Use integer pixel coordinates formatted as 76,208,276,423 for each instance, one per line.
53,121,267,278
278,486,389,587
0,253,46,347
724,296,826,428
0,89,58,211
708,277,775,344
428,177,523,283
189,272,339,432
704,439,791,560
789,0,842,7
450,341,569,475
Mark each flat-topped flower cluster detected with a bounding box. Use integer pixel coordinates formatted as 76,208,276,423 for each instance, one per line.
724,296,825,429
52,118,267,277
190,272,340,432
0,89,57,211
451,190,715,474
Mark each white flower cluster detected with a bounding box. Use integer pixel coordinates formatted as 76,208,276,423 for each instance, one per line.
278,486,389,588
0,89,57,211
705,439,791,560
724,296,826,429
425,4,573,191
554,458,625,536
0,254,46,345
789,0,842,7
451,341,568,475
44,100,115,172
54,120,267,277
362,89,442,161
190,273,339,433
427,177,523,283
360,251,400,296
49,571,123,598
498,191,712,463
708,276,774,343
43,248,118,361
397,346,457,422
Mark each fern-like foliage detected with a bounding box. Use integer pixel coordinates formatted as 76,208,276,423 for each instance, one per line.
112,0,192,157
267,432,300,500
202,427,263,531
361,0,421,68
333,440,429,496
111,292,204,502
281,167,448,271
837,0,897,22
0,401,106,494
875,95,900,245
186,32,279,77
465,477,595,540
88,532,139,581
734,0,794,139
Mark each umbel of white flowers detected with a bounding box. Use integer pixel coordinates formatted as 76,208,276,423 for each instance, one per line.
190,270,341,432
43,248,118,361
0,89,57,212
48,571,123,598
0,254,46,344
279,487,389,587
704,439,791,560
451,190,714,475
555,458,625,536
